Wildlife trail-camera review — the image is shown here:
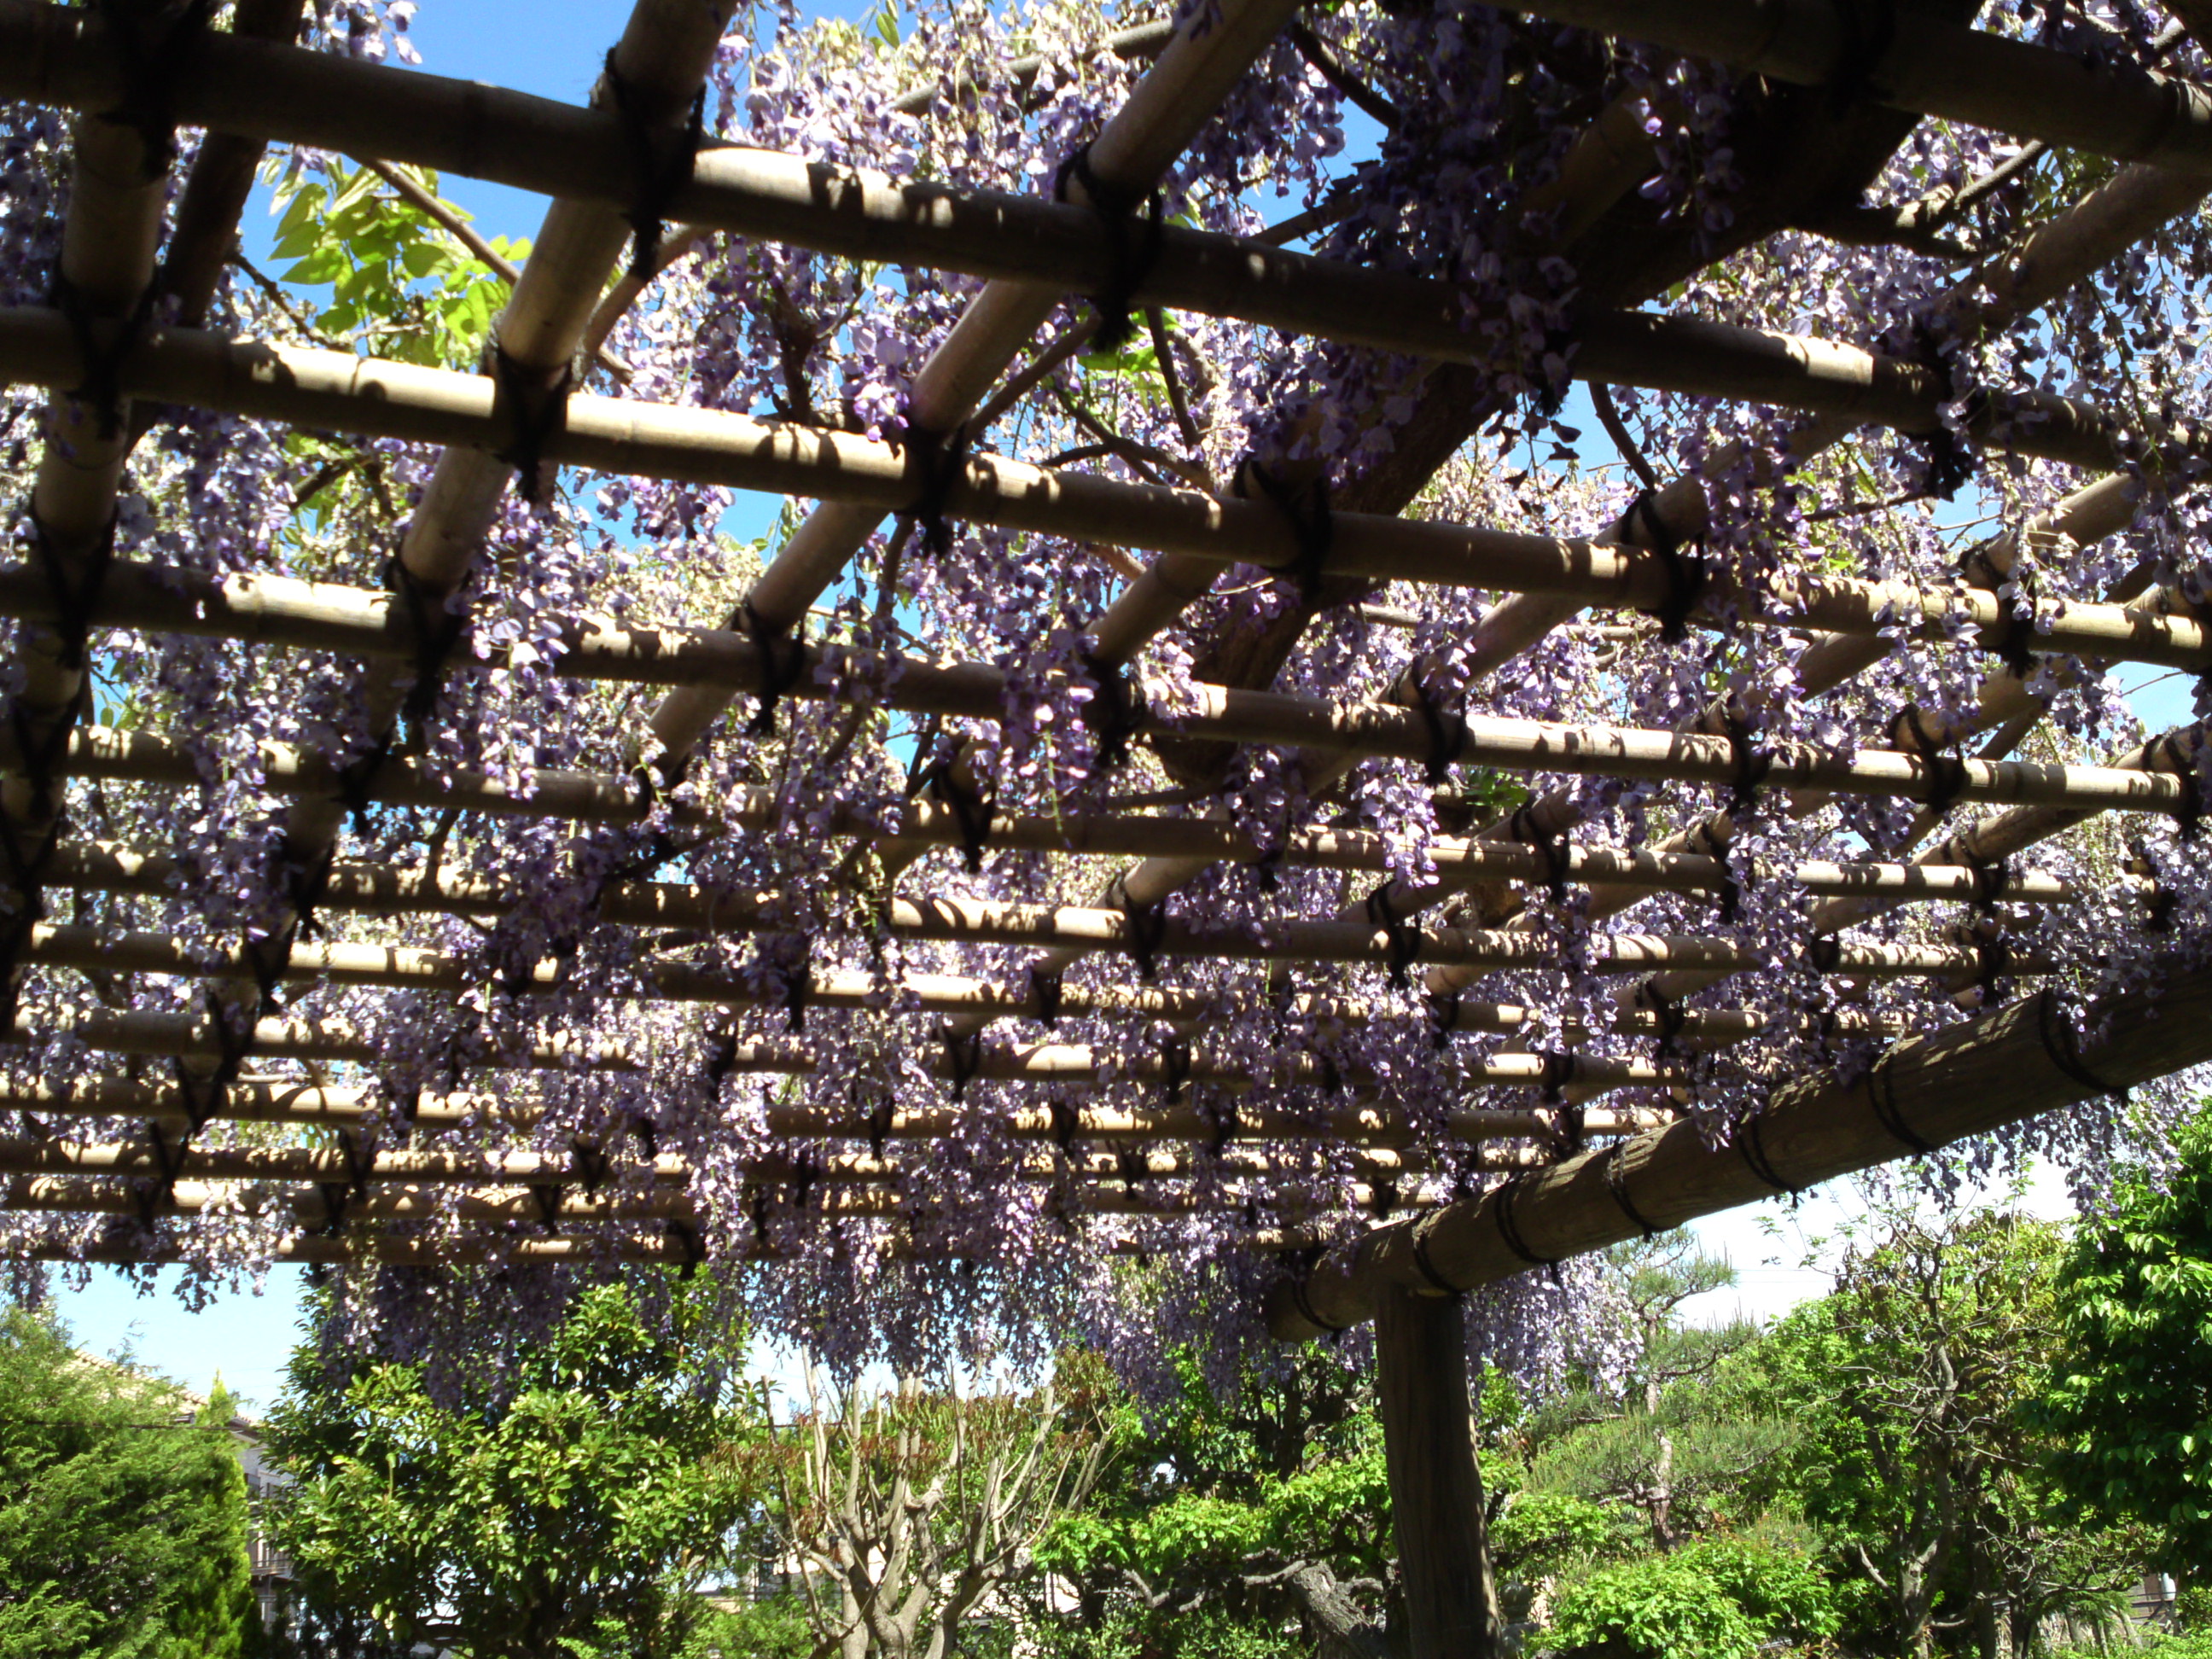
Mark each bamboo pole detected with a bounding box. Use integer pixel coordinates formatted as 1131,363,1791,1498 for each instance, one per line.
0,563,2195,820
32,830,2135,946
1,9,2203,478
11,905,2057,991
1,314,2201,658
1266,954,2212,1339
1499,0,2212,176
0,1074,1679,1150
241,0,738,1014
0,0,187,1015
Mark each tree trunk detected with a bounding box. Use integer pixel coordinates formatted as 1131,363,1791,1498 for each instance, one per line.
1278,1560,1393,1659
1376,1285,1499,1659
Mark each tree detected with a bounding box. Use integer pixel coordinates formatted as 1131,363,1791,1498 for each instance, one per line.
266,1279,765,1659
2033,1104,2212,1581
1757,1210,2145,1659
756,1364,1106,1659
1514,1240,1786,1551
1033,1347,1400,1659
0,1304,262,1659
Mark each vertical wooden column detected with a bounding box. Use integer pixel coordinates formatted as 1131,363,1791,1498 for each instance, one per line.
1377,1284,1499,1659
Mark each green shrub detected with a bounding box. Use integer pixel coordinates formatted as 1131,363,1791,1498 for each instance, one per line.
1542,1556,1761,1659
1541,1535,1837,1659
1670,1535,1840,1644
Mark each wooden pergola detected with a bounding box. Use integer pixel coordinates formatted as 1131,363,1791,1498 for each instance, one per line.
4,0,2212,1649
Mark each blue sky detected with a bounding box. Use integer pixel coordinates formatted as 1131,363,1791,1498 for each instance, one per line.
44,0,2204,1402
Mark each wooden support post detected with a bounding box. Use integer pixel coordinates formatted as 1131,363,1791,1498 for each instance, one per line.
1376,1285,1498,1659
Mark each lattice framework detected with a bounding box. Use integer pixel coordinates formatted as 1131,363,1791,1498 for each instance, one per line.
0,0,2209,1358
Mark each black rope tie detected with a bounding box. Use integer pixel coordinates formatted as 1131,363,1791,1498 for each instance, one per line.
866,1093,894,1161
1866,1052,1936,1155
1539,1051,1578,1106
24,504,119,673
701,1030,742,1096
1644,987,1689,1061
1630,489,1707,643
2036,987,2128,1102
571,1138,611,1198
1720,707,1773,814
1972,929,2012,1004
742,601,811,737
1409,1213,1464,1296
941,1027,983,1103
666,1218,704,1278
333,729,395,839
1969,853,2011,913
488,344,573,507
1315,1049,1345,1098
52,272,160,445
783,952,813,1034
1491,1177,1558,1269
787,1153,819,1214
1286,1247,1351,1334
923,761,996,873
1118,888,1167,982
286,845,339,946
1116,1146,1153,1192
1602,1143,1662,1237
2154,731,2204,844
901,424,972,561
1735,1111,1799,1197
138,1119,191,1223
748,1185,771,1249
1080,654,1144,772
1236,457,1335,604
1508,804,1574,902
602,48,707,279
1364,881,1421,990
378,550,469,744
1411,669,1470,784
1251,844,1284,893
1029,967,1064,1027
1370,1178,1400,1220
1825,0,1899,109
1158,1035,1192,1105
1205,1097,1238,1158
93,0,215,176
1048,1097,1082,1158
629,1114,658,1161
1889,707,1970,818
1428,989,1464,1050
1052,141,1166,352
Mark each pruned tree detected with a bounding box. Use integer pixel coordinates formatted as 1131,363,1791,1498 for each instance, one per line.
760,1366,1105,1659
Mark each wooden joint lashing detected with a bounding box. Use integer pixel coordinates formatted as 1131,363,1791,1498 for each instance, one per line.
1489,1175,1557,1273
941,1027,984,1103
2034,987,2128,1103
1863,1051,1936,1155
923,759,997,873
1505,804,1574,901
487,341,574,507
897,421,973,561
1234,455,1336,605
740,598,810,737
1733,1109,1799,1199
600,44,707,279
1365,880,1422,989
1628,486,1707,642
1052,140,1165,352
1409,661,1470,783
1080,654,1144,771
1600,1141,1662,1237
